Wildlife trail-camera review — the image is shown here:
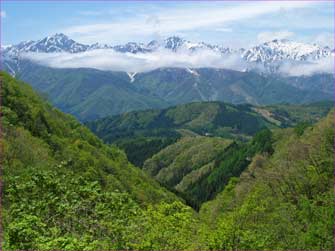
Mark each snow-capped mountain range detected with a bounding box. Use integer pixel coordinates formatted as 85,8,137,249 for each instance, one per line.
3,33,88,54
2,33,334,74
243,39,333,63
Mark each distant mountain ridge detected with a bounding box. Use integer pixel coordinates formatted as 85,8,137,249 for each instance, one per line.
2,33,333,75
2,33,232,55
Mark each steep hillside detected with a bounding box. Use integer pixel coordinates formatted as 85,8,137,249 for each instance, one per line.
143,137,233,206
1,72,198,250
198,111,334,250
1,71,174,203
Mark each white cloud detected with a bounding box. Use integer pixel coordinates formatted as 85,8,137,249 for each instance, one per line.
64,1,313,44
257,30,294,43
22,48,247,73
279,57,334,76
0,11,7,18
21,42,335,78
22,47,334,77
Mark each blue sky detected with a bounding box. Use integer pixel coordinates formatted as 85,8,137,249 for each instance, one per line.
1,1,334,48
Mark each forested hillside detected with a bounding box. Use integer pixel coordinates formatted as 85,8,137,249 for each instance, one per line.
198,111,334,250
1,71,333,250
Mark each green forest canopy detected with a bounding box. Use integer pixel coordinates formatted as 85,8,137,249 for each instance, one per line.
1,71,333,250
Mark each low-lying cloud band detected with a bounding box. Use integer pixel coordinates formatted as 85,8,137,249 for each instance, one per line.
22,48,334,76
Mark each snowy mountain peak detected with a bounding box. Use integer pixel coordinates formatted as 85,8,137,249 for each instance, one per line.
33,33,88,53
47,33,69,41
243,39,332,63
147,39,160,50
4,33,88,54
269,38,289,44
164,36,186,51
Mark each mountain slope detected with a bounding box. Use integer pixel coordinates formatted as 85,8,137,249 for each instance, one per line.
87,100,332,209
133,68,333,105
143,136,233,198
13,60,169,121
6,59,332,122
